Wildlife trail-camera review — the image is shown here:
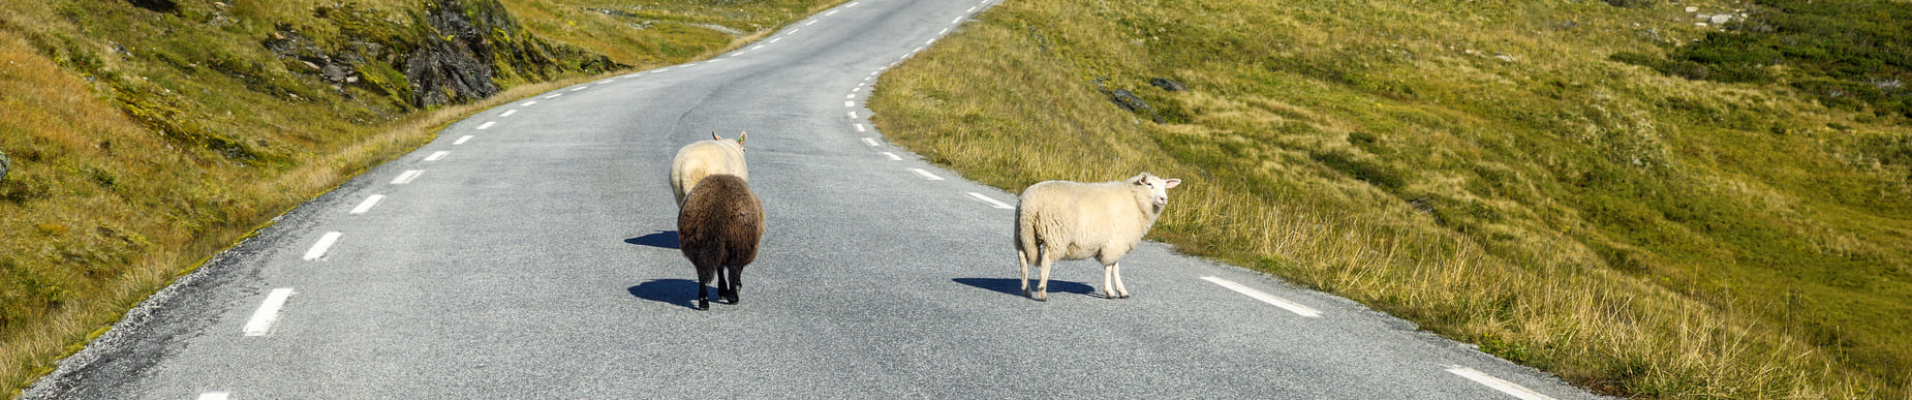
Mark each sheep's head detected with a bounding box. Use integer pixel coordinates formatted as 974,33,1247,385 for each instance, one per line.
710,131,748,152
1131,172,1182,209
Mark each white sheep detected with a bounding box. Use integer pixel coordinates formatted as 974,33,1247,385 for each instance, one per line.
670,131,748,208
1015,172,1182,301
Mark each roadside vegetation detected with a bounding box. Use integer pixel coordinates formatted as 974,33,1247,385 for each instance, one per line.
870,0,1912,397
0,0,841,396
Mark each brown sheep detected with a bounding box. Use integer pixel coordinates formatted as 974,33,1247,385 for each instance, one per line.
677,174,764,310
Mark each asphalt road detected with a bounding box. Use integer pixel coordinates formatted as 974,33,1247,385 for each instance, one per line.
27,0,1611,398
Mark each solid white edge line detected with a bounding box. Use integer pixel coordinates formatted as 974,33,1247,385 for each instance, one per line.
454,135,473,145
910,168,945,180
349,194,385,215
861,137,879,147
476,121,496,130
1445,366,1559,400
302,232,342,261
967,192,1014,209
854,124,866,132
1200,276,1322,317
199,392,231,400
882,152,901,161
392,169,424,185
243,288,295,336
425,151,450,161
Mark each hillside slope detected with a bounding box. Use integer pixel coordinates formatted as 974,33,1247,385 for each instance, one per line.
871,0,1912,397
0,0,838,396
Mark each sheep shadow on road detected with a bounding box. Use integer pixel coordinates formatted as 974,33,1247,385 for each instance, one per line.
624,231,680,250
953,278,1095,299
628,279,701,309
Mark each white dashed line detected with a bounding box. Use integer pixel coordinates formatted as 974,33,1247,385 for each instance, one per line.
454,135,473,145
910,168,945,181
847,1,859,7
790,28,801,34
807,20,819,26
770,37,782,43
424,151,450,161
199,392,231,400
848,111,858,118
392,169,424,185
570,86,588,92
968,6,977,12
1201,276,1321,317
731,51,749,57
751,45,765,50
846,93,856,99
349,195,385,215
544,93,563,99
825,10,838,16
243,288,295,336
926,39,936,45
915,46,926,53
520,100,538,107
862,137,879,147
1445,366,1558,400
967,192,1014,209
477,121,496,130
953,16,964,24
303,232,342,261
845,101,855,107
500,109,517,117
940,28,950,35
854,123,867,132
881,152,902,161
596,79,614,84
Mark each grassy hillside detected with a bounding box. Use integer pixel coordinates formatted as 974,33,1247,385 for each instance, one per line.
871,0,1912,398
0,0,841,396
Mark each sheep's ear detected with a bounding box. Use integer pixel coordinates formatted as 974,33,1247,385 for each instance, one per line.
711,131,723,141
1163,178,1181,189
737,131,747,146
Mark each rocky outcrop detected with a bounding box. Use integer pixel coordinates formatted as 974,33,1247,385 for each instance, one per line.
1096,78,1166,123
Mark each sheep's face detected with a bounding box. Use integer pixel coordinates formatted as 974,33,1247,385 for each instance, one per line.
1133,173,1183,207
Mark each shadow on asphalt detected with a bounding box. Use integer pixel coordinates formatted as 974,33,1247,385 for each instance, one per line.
953,278,1095,298
625,231,680,250
628,279,700,309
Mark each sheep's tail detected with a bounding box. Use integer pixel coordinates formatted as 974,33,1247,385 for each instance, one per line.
1014,200,1038,259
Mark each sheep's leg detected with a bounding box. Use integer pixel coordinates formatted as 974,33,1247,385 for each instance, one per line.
1018,249,1031,297
724,266,742,305
1035,251,1054,302
696,266,714,310
717,268,732,300
1102,262,1117,299
1112,262,1130,299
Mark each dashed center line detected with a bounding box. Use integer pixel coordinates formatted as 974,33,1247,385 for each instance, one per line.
910,168,946,181
544,93,563,99
770,37,783,43
940,28,950,35
454,135,473,145
848,111,859,119
846,93,856,99
751,45,766,50
953,16,964,24
861,137,879,147
570,86,588,92
968,6,978,12
1445,366,1558,400
349,195,385,215
596,79,614,84
424,151,450,161
1201,276,1322,317
854,124,867,132
303,232,342,261
243,288,295,336
881,152,902,161
847,1,859,7
520,100,538,107
845,101,855,107
199,392,230,400
967,192,1014,209
825,10,838,16
477,121,496,130
500,109,517,117
392,169,424,185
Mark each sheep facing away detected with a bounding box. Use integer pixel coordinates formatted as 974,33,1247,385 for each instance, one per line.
677,174,764,310
670,131,748,208
1015,172,1182,301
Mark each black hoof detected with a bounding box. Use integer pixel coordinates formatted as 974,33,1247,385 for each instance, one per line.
723,295,739,305
698,299,710,310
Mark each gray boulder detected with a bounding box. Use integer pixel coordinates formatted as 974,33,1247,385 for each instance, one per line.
1,149,9,184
